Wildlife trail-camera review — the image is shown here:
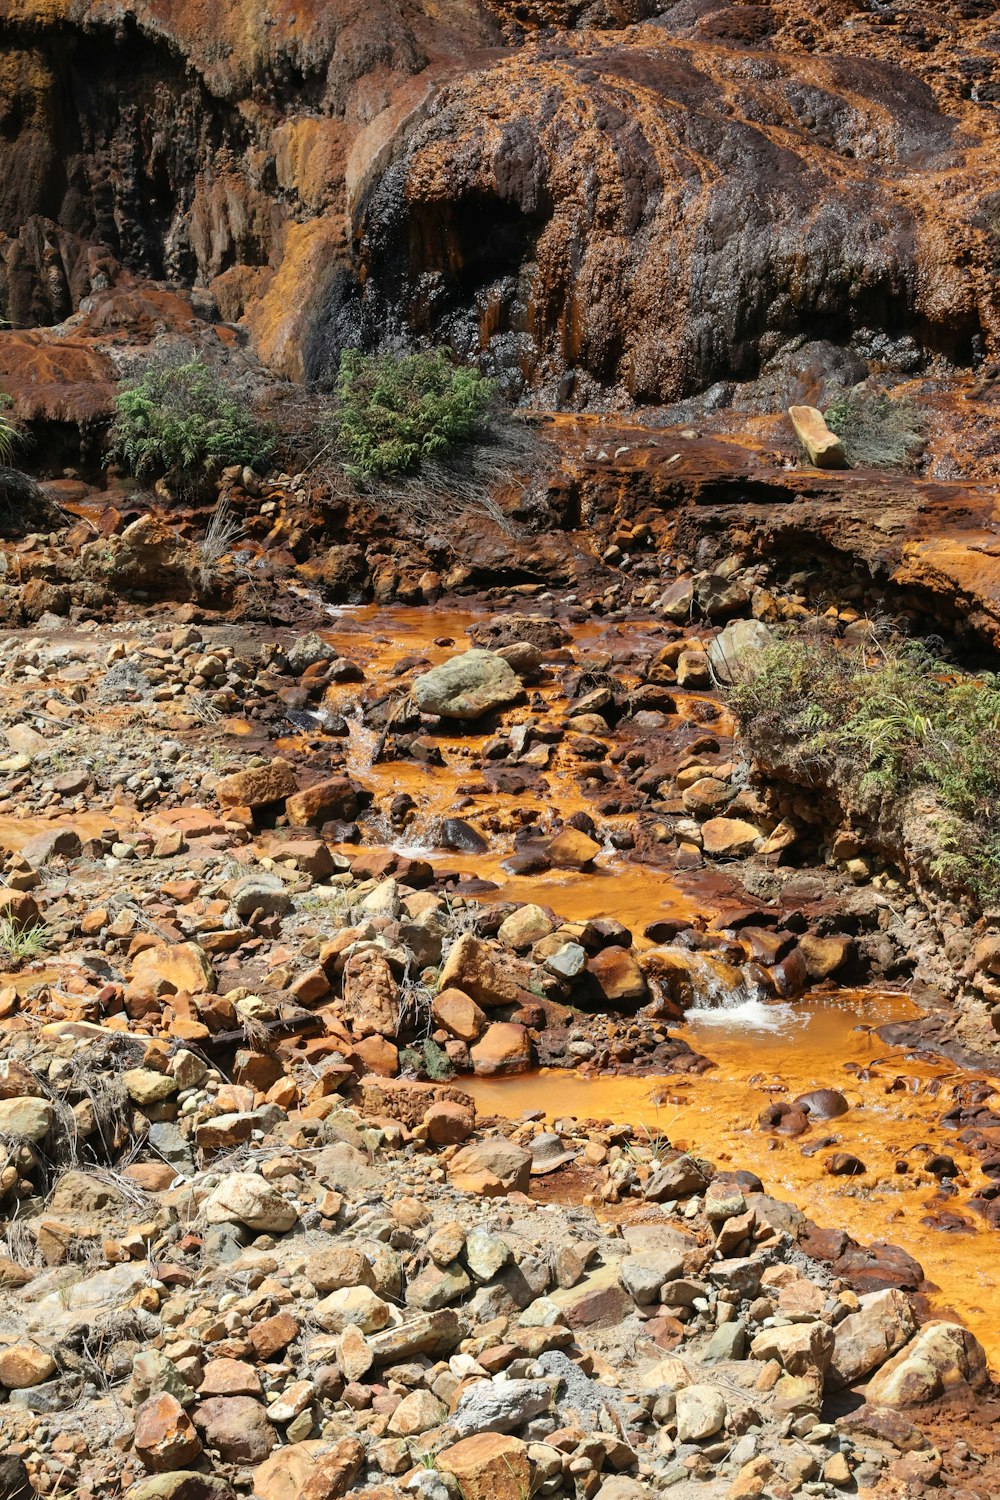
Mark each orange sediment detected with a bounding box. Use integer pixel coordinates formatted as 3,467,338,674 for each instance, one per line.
469,990,1000,1370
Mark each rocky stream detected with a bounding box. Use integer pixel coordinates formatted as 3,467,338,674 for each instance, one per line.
0,518,999,1500
3,0,1000,1495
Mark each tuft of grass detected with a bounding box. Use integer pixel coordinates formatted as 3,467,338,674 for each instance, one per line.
196,495,244,591
0,916,48,961
726,635,1000,905
111,356,276,494
333,348,494,481
0,395,21,465
823,385,924,469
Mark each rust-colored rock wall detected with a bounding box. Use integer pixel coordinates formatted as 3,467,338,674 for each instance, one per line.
0,0,498,377
1,0,999,399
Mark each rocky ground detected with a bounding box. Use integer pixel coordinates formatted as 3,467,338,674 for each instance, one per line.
1,510,999,1497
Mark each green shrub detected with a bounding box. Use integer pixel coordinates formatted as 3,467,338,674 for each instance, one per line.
111,358,276,491
823,385,924,469
334,348,494,480
727,635,1000,903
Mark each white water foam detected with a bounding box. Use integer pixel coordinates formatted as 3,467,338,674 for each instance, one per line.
684,996,799,1034
672,949,801,1035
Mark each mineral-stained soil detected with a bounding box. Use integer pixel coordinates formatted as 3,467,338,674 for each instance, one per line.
0,576,999,1498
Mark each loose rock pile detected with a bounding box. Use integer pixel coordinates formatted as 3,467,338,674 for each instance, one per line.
2,1038,994,1500
0,585,998,1497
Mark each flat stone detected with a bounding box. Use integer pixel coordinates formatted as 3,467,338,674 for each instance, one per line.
367,1309,465,1364
216,759,298,810
701,817,760,857
406,1260,472,1310
124,1068,179,1106
749,1321,834,1376
130,941,216,996
305,1245,376,1294
199,1358,262,1397
203,1173,297,1233
498,904,555,949
312,1286,391,1335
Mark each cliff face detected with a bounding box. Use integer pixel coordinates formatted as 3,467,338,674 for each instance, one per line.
0,0,498,378
1,0,999,401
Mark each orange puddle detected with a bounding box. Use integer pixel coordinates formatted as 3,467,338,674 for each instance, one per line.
469,991,1000,1371
485,862,700,932
2,966,59,996
321,605,492,673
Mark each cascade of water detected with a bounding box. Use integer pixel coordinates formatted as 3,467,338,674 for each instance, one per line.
345,705,379,782
681,952,798,1033
357,807,444,856
681,951,764,1010
646,945,798,1033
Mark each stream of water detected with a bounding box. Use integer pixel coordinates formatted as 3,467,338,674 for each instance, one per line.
319,604,1000,1370
3,604,997,1368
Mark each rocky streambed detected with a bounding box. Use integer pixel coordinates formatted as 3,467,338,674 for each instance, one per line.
0,572,999,1500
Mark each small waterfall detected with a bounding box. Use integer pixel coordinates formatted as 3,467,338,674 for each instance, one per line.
345,706,379,782
357,807,444,856
645,945,796,1034
681,952,764,1011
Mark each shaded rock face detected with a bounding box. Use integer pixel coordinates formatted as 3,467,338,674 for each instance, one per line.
0,0,497,378
0,0,998,401
346,27,993,404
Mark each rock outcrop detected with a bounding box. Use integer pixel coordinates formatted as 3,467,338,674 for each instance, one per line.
2,0,1000,405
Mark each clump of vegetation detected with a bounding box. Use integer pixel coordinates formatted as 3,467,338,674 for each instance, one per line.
399,1038,454,1082
111,357,276,493
334,348,494,481
0,916,48,963
195,496,244,592
727,635,1000,904
0,395,19,467
0,395,45,527
823,385,924,469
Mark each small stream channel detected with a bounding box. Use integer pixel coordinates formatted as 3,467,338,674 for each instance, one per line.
319,604,1000,1370
1,603,997,1368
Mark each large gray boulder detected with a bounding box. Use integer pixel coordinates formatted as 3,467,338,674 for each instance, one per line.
706,619,773,684
412,650,523,720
